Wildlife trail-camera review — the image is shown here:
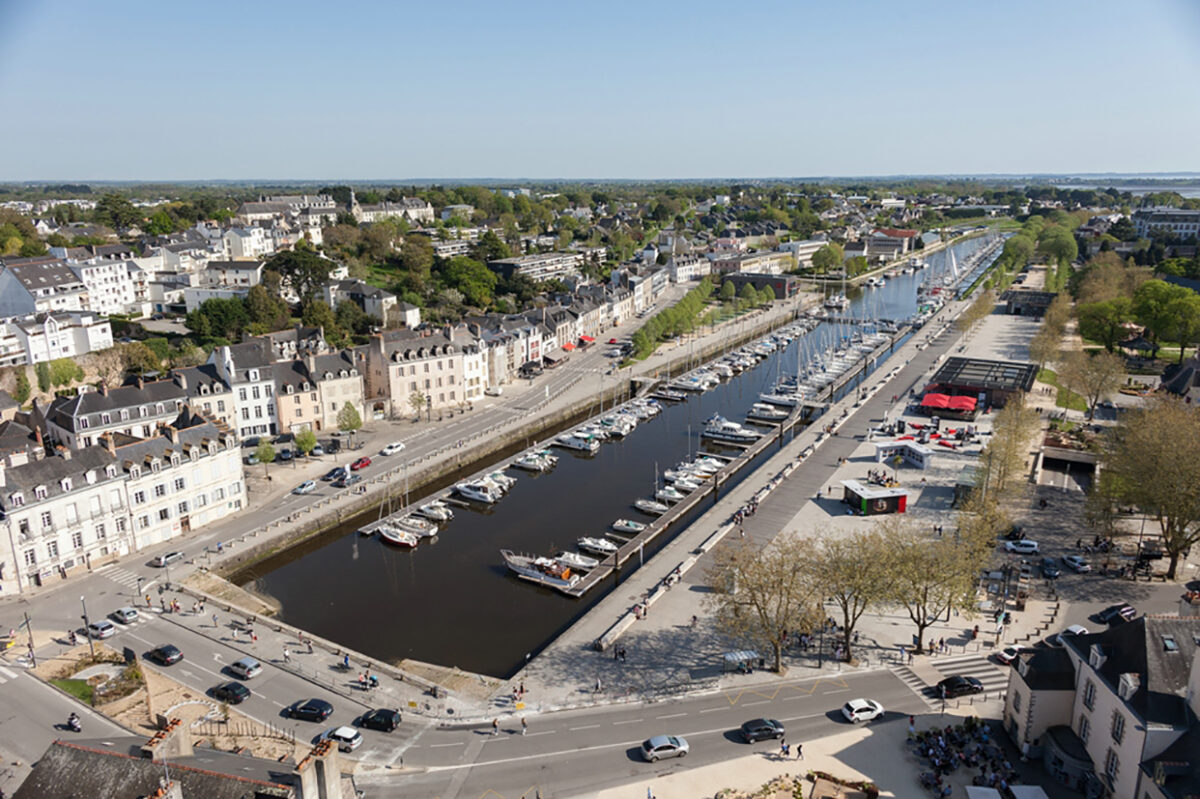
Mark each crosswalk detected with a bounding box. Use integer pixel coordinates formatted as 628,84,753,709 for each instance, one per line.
95,565,144,591
0,664,21,684
894,654,1011,708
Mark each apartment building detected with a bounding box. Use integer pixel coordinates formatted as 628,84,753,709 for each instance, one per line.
1133,208,1200,239
364,327,480,418
351,195,435,225
667,253,712,283
274,359,323,434
45,377,187,449
210,341,277,438
69,259,138,316
311,350,367,431
487,252,584,282
4,312,113,365
0,257,88,317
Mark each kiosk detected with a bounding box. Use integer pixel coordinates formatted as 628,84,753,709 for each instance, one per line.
841,479,908,515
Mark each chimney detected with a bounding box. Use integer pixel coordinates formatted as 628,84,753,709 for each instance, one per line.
100,433,115,456
56,444,71,461
294,739,342,799
96,381,107,396
135,375,144,390
34,426,42,447
165,425,179,444
174,370,187,391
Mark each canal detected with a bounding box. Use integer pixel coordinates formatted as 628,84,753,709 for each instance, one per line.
236,236,998,679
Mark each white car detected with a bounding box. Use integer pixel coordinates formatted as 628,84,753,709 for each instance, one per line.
323,725,363,752
1062,555,1091,573
841,698,884,723
1004,539,1039,554
381,442,406,456
152,551,184,567
293,480,316,495
111,607,140,625
88,620,116,639
484,386,503,396
996,645,1027,665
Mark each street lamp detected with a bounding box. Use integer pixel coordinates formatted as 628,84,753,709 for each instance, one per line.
79,596,96,659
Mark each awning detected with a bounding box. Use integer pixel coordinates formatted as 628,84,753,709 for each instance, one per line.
920,392,977,412
579,335,595,343
562,342,576,351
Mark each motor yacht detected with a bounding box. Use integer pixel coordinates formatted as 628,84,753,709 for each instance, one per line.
415,501,454,522
633,498,669,515
501,550,580,593
702,414,761,444
555,550,599,571
612,518,647,534
577,536,619,556
656,485,687,503
454,481,502,504
554,433,600,453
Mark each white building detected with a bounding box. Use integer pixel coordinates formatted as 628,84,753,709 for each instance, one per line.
666,253,711,283
352,195,435,225
9,312,113,364
210,341,277,438
778,238,826,269
69,259,137,316
46,377,187,450
487,252,584,282
0,257,88,317
223,227,273,260
204,260,264,289
1132,208,1200,239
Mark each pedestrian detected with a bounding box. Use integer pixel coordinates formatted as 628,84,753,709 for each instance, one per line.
519,681,525,697
521,717,528,736
212,613,219,628
283,648,290,664
595,677,602,693
306,639,313,655
492,718,499,736
231,627,238,641
796,742,803,760
780,738,788,757
251,631,257,644
146,594,152,608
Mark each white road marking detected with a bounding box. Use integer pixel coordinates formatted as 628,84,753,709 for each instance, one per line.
823,688,850,695
698,707,725,713
568,724,600,731
655,712,687,719
612,718,644,724
0,666,17,680
429,742,464,748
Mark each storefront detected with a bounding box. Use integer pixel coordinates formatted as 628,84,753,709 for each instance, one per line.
841,480,908,515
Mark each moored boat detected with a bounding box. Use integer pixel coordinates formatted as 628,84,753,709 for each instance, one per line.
577,536,619,556
501,549,580,593
415,501,454,521
633,498,669,515
656,485,686,503
378,525,419,548
555,550,600,571
702,414,761,444
612,518,647,534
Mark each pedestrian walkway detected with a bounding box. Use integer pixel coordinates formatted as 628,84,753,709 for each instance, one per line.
94,565,143,592
930,653,1010,696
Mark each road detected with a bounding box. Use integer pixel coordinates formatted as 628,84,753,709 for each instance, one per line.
362,668,928,799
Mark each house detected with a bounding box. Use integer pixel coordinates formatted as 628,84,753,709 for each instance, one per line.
870,227,921,255
351,194,435,225
7,312,113,364
324,279,399,325
209,341,277,438
46,377,188,450
441,204,475,221
1004,615,1200,798
311,350,367,431
487,252,584,282
170,364,234,429
0,257,88,317
183,285,249,312
667,253,711,283
68,258,137,316
432,239,472,259
113,410,242,551
469,316,543,386
363,327,481,418
204,259,264,288
223,226,273,259
255,326,328,362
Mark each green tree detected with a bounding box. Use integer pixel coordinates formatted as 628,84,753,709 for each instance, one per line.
737,283,758,307
398,234,435,292
437,256,498,307
266,249,334,304
142,337,170,363
294,429,317,458
49,358,84,387
1076,298,1132,352
471,230,512,262
335,300,368,336
1058,349,1126,421
810,243,843,274
245,284,290,332
337,401,363,445
254,440,276,478
1133,280,1190,357
811,529,894,663
757,286,775,306
301,298,339,337
887,520,984,654
34,362,51,393
121,342,161,375
719,281,737,302
94,193,142,229
12,370,30,405
1168,293,1200,362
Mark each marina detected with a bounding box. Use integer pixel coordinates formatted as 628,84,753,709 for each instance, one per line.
237,234,1005,678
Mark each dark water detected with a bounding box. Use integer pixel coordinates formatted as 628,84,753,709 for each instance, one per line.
241,238,993,678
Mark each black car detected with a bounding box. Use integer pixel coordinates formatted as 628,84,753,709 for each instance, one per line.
277,449,294,462
937,675,983,699
1003,525,1026,541
326,438,342,454
289,698,334,722
1041,557,1062,579
213,682,251,704
147,644,183,665
322,467,347,482
1097,603,1137,624
359,708,402,732
333,474,362,489
739,718,785,742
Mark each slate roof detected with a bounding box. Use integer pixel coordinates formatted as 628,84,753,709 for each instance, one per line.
13,739,294,799
1016,646,1075,691
112,416,232,472
1064,616,1200,726
46,381,186,434
311,350,359,380
170,363,229,400
0,446,119,511
6,259,85,292
1141,725,1200,799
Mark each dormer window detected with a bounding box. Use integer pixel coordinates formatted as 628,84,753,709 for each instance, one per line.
199,384,209,395
79,418,90,429
150,460,160,473
350,368,358,376
189,448,198,461
100,413,111,424
9,492,23,507
60,478,71,491
34,486,47,500
286,385,294,394
249,370,259,381
130,466,141,479
1089,645,1105,670
213,384,223,393
139,406,147,417
155,403,164,414
119,409,129,421
170,455,180,467
104,465,116,478
84,470,96,485
302,382,311,391
326,372,334,380
1118,673,1140,700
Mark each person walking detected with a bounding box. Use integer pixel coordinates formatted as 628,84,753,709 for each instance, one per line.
283,648,290,664
796,742,803,760
491,718,499,736
521,717,528,736
211,613,219,628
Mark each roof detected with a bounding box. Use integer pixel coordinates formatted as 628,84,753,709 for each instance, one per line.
0,446,119,510
1140,725,1200,799
1015,646,1075,691
112,416,231,472
1063,615,1200,726
13,739,294,799
929,357,1038,393
873,227,920,238
311,350,359,380
5,259,86,292
46,381,186,434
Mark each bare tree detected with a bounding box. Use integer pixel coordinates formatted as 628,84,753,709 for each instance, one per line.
704,536,822,673
885,519,983,654
1028,325,1060,374
977,395,1040,500
811,528,894,663
1058,349,1125,420
88,348,125,387
1103,396,1200,578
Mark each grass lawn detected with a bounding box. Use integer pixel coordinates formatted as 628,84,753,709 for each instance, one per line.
51,678,93,705
364,264,397,289
1037,368,1088,412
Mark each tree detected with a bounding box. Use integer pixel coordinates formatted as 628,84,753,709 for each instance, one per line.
471,230,511,262
301,299,340,341
335,300,368,336
245,284,290,333
254,441,276,478
294,429,317,458
436,256,497,307
398,234,435,292
1028,325,1060,373
408,390,426,420
49,358,83,387
90,348,126,386
887,521,983,654
337,401,363,445
977,395,1039,499
757,286,776,306
35,362,51,393
704,536,822,673
121,342,161,375
811,243,843,274
94,193,142,229
737,283,758,307
1076,297,1132,353
1104,397,1200,578
266,249,335,304
1133,280,1190,358
1058,349,1125,421
810,529,893,663
719,281,737,302
1169,293,1200,362
12,370,29,405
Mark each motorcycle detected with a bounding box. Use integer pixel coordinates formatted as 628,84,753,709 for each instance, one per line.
67,714,81,733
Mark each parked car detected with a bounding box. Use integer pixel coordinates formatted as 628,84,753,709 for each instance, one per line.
326,438,341,454
1040,557,1061,579
607,338,620,345
640,735,689,762
350,457,371,471
147,644,183,665
228,657,263,680
293,480,316,495
310,444,325,457
484,386,503,396
88,620,116,639
244,454,259,466
1062,555,1091,573
358,708,402,732
289,698,334,722
1004,540,1039,554
323,726,363,752
995,645,1028,665
213,682,251,704
111,607,140,625
1097,603,1137,624
152,551,184,567
333,474,362,489
381,442,405,456
322,467,347,482
841,699,884,723
1049,624,1090,647
277,449,294,462
739,718,785,742
937,676,983,698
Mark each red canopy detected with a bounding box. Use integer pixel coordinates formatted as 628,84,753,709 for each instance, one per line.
920,392,977,412
579,335,595,343
561,342,576,352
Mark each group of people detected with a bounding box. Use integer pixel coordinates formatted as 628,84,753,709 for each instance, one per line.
912,718,1021,796
1076,535,1114,554
866,468,894,486
732,499,758,526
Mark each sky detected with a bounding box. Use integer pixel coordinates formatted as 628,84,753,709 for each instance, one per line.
1,0,1199,181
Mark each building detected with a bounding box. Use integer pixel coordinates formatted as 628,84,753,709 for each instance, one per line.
1004,616,1200,799
204,260,264,288
440,204,475,221
1002,289,1057,317
487,252,584,282
46,377,188,450
183,285,249,312
667,253,711,283
68,258,138,316
351,195,435,225
870,227,921,255
210,341,277,438
324,279,399,324
311,350,367,431
256,326,328,362
432,239,472,259
0,257,88,316
923,356,1038,413
274,359,323,434
7,312,112,364
719,272,801,299
114,411,242,550
170,364,235,430
223,226,273,259
363,327,481,418
1133,208,1200,239
777,238,826,269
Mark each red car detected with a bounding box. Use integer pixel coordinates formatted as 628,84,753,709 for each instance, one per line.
350,457,371,471
607,338,619,344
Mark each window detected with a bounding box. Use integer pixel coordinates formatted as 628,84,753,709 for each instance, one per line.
153,484,166,498
217,400,225,412
47,541,58,558
249,370,259,381
1078,714,1090,744
252,386,260,400
100,413,111,424
133,490,146,505
137,515,150,530
241,408,249,420
139,405,148,417
230,481,241,495
1012,690,1022,714
150,460,160,473
71,530,83,549
255,406,263,418
40,511,52,528
1163,635,1179,652
177,500,188,515
170,455,180,468
239,388,247,401
173,478,185,491
34,486,47,500
119,409,129,421
214,487,225,500
158,508,170,521
195,493,207,508
1104,749,1119,782
79,418,90,429
96,523,106,539
105,465,116,479
110,488,122,507
18,519,29,536
115,518,125,533
155,403,163,414
65,503,77,523
1111,711,1125,744
23,549,35,567
10,492,23,507
1083,679,1096,710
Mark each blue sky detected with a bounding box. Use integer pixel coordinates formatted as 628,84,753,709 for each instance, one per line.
1,0,1199,180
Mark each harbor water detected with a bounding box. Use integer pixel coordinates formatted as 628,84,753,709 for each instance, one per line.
236,236,998,678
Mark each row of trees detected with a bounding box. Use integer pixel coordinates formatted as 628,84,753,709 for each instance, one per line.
629,278,716,359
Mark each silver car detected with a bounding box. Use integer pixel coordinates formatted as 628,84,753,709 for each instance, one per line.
228,656,263,680
640,735,689,762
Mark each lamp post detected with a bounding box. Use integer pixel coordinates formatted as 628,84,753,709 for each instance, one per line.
79,596,95,659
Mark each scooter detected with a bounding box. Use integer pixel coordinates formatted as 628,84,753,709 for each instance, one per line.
67,714,81,733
